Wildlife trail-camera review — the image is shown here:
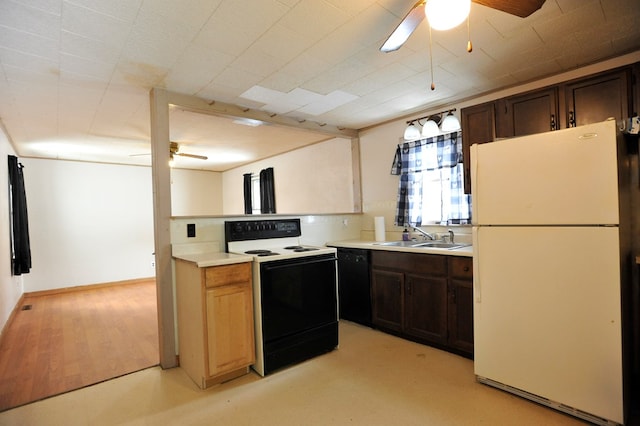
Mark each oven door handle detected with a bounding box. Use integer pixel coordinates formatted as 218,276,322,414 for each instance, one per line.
261,256,336,272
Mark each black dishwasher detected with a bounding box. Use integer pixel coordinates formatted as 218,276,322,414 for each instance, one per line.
337,248,371,327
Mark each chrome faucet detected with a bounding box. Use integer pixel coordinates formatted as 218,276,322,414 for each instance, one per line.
448,229,454,243
412,227,436,241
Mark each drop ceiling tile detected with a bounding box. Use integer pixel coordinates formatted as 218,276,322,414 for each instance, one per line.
278,0,349,42
481,28,543,61
17,0,62,15
482,0,559,37
213,66,263,91
60,52,114,81
60,31,121,65
0,25,59,61
61,2,130,47
533,1,604,43
232,49,287,78
249,24,313,63
165,47,235,95
0,46,59,77
324,0,373,17
65,0,141,22
0,0,61,40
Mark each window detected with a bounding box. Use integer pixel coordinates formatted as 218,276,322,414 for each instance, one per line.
250,173,261,214
419,163,470,225
392,132,471,227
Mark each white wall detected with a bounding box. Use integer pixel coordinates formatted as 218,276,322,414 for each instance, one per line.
21,159,156,292
170,168,222,216
222,138,354,215
0,127,24,333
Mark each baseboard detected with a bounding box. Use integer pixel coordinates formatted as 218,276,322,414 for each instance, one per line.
24,277,156,298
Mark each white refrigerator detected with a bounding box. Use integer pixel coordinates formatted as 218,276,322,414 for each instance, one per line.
471,120,628,425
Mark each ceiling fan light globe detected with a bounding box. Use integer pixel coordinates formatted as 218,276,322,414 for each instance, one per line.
426,0,471,31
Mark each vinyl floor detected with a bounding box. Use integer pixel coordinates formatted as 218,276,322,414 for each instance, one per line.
0,321,604,426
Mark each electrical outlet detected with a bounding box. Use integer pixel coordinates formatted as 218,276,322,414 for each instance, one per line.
187,223,196,238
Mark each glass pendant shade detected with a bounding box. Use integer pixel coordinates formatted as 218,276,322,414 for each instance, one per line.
421,119,440,137
426,0,471,31
403,123,421,140
440,112,461,132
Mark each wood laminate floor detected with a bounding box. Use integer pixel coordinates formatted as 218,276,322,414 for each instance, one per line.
0,280,159,411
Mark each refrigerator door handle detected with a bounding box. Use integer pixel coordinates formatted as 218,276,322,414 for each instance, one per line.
472,226,481,303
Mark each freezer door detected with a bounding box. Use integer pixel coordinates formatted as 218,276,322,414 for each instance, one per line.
472,225,623,424
471,120,620,225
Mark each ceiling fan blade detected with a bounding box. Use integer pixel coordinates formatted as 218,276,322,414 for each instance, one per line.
175,152,208,160
380,0,426,53
472,0,545,18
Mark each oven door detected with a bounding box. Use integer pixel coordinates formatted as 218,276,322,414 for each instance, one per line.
260,254,337,343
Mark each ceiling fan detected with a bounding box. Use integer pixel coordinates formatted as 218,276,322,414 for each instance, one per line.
169,141,208,161
380,0,546,53
130,141,208,162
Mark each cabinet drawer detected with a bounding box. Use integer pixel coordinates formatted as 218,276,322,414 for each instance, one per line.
205,262,252,288
449,257,472,280
371,251,446,276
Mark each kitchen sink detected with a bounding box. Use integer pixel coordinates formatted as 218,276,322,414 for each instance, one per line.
412,242,470,249
374,241,470,250
374,241,420,247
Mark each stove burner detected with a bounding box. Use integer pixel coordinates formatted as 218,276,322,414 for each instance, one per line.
245,250,273,255
294,247,319,252
284,246,304,250
257,252,280,257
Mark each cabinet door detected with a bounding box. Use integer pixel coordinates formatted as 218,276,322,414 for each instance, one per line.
206,282,255,377
448,278,474,355
461,102,495,193
496,87,559,138
371,268,403,333
404,273,448,345
564,69,630,128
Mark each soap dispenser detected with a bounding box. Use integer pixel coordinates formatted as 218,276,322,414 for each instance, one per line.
402,228,410,241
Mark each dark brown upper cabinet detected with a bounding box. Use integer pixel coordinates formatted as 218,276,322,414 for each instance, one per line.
495,87,559,138
564,68,631,128
461,102,495,193
460,63,636,194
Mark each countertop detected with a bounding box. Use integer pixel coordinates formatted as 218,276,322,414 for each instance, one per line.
173,252,253,268
327,240,473,257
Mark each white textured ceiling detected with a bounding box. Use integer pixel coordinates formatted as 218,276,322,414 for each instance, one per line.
1,0,639,171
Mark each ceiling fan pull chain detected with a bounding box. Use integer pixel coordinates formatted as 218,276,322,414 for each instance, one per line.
429,24,435,90
467,14,473,53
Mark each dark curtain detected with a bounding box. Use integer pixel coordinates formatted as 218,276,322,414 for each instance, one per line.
7,155,32,275
243,173,252,214
259,167,276,214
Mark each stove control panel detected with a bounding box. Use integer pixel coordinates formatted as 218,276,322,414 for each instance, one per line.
225,218,302,243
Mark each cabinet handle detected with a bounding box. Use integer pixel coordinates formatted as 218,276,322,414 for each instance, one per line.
550,114,556,130
406,279,412,296
463,266,469,272
568,111,576,127
451,287,457,304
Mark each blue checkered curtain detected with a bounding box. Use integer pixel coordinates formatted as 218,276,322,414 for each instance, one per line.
391,131,471,226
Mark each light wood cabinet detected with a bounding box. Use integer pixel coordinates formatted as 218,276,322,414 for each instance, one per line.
175,259,255,388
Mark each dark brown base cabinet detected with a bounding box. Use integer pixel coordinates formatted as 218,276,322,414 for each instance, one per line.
371,251,473,358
